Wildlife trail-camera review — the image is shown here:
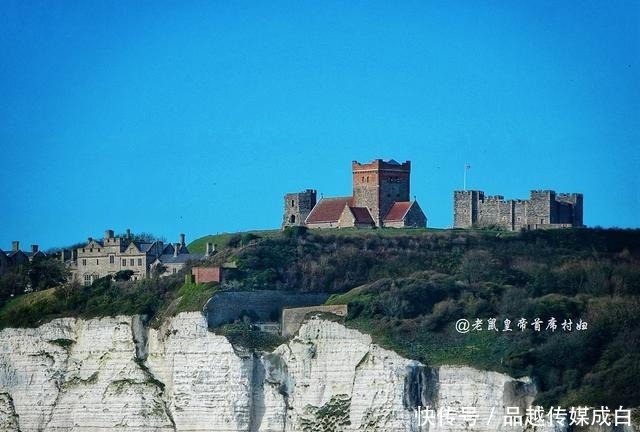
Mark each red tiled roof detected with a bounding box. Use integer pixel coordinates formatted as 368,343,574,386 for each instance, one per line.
383,201,413,222
348,207,375,225
306,197,353,224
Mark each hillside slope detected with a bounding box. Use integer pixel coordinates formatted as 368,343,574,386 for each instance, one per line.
1,226,639,408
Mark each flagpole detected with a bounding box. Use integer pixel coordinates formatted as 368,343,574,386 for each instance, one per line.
463,164,471,191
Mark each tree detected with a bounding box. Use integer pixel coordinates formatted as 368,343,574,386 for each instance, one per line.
152,264,167,279
114,270,135,281
28,257,69,291
459,249,492,284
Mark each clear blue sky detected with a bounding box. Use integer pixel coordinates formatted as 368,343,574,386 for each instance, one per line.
1,1,638,250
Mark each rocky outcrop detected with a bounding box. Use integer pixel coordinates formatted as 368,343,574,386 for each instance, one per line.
0,313,635,431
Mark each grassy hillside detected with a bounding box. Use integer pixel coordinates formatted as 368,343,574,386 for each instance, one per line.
188,230,281,253
1,226,639,408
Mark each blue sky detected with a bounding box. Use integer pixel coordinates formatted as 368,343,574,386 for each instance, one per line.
1,1,638,250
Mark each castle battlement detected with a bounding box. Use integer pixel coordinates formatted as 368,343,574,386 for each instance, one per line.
454,189,583,231
352,159,411,173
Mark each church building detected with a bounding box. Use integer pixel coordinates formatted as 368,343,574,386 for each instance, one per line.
283,159,427,229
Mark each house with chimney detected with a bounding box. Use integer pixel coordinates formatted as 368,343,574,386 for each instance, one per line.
65,229,209,286
0,241,47,275
151,242,215,276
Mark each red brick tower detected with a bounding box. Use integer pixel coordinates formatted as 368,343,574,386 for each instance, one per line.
352,159,411,227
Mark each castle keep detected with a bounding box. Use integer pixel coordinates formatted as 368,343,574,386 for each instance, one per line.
283,159,427,229
453,190,583,231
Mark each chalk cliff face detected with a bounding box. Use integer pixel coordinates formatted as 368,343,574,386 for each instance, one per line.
0,313,634,432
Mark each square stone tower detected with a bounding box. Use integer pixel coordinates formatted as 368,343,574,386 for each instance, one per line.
282,189,317,228
352,159,411,227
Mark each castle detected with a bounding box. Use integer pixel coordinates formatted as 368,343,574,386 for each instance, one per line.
283,159,427,229
63,229,212,286
453,190,583,231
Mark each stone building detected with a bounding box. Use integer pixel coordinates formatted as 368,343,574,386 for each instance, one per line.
453,190,584,231
282,189,317,227
0,241,47,275
283,159,427,229
66,230,207,286
152,242,214,277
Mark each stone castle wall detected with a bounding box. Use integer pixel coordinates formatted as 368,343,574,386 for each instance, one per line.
454,190,583,231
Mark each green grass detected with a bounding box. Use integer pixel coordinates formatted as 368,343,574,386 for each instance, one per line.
345,317,528,373
188,230,282,253
174,281,219,314
187,226,519,253
0,288,55,316
325,285,369,305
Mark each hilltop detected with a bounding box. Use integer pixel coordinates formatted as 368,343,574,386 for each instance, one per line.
0,226,638,408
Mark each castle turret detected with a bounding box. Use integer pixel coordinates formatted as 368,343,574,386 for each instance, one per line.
282,189,317,228
453,190,484,228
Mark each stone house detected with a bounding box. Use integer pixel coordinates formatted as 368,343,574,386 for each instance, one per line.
151,242,214,277
66,230,207,286
283,159,427,229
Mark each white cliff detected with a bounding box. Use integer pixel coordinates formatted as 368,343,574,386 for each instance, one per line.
0,313,635,432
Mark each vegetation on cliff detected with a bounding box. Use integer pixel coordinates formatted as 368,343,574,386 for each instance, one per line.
0,226,638,408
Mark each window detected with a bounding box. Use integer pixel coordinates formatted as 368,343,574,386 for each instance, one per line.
138,258,142,266
82,259,86,266
291,199,295,207
96,259,99,265
98,249,101,252
173,268,177,274
109,255,114,264
90,248,93,252
82,248,85,253
122,259,126,266
130,259,134,266
290,215,296,224
540,218,544,224
84,274,91,287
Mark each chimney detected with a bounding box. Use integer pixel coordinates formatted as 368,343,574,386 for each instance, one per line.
88,237,93,243
205,242,212,257
126,229,131,239
174,243,180,257
11,241,19,252
31,244,39,254
179,233,186,246
105,229,114,239
60,249,66,262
